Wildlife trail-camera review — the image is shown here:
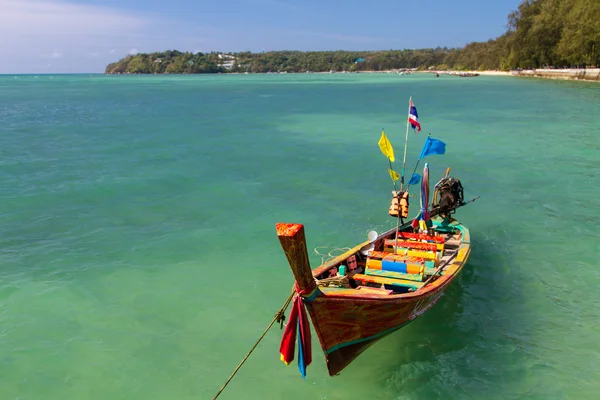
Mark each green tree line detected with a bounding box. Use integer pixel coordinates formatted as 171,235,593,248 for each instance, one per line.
105,0,600,74
104,48,456,74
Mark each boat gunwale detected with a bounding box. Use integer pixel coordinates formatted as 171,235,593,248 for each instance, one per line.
312,222,470,300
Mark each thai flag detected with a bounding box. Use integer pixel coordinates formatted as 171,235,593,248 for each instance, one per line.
409,101,421,132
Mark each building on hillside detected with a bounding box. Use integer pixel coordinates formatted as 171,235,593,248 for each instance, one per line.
218,53,236,69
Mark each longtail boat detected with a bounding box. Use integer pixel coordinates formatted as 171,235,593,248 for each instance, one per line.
276,104,478,377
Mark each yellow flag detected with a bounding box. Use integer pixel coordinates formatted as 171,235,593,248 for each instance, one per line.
388,169,400,181
378,131,395,162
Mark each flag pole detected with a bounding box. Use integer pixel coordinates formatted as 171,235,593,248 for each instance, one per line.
404,133,430,194
378,128,404,250
388,159,398,192
395,98,413,253
406,160,422,194
397,96,412,254
400,96,412,190
396,136,426,243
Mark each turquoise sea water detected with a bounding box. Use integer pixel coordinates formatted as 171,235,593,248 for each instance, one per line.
0,73,599,399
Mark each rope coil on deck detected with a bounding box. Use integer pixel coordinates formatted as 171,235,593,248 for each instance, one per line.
313,246,351,264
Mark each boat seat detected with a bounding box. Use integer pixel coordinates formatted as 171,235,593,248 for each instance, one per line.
356,286,393,295
371,248,438,261
383,239,443,252
366,258,424,275
365,267,423,282
352,273,425,291
396,231,445,243
366,251,437,273
368,250,437,262
444,238,462,249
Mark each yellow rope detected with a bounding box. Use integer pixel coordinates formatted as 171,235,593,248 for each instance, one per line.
212,288,295,400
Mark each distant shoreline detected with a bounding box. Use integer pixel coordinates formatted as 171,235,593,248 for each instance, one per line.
306,70,512,76
248,68,600,83
424,68,600,82
508,68,600,82
417,70,510,76
102,68,600,83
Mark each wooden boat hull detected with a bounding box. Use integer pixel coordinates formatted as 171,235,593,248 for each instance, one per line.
277,218,471,376
307,253,466,376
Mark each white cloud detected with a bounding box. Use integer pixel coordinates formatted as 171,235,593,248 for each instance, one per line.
128,48,139,55
0,0,148,37
0,0,152,72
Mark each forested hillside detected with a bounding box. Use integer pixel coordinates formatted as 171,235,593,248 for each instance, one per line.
105,0,600,74
105,48,455,74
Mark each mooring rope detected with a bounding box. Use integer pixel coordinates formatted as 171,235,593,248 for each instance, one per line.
313,246,351,264
212,288,296,400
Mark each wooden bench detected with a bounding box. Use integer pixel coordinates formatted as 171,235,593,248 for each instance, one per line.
356,286,393,295
366,251,437,272
383,239,444,252
352,273,425,291
365,267,423,282
396,231,445,243
368,251,434,262
371,248,438,261
366,258,424,275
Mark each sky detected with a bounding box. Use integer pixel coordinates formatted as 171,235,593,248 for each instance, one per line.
0,0,522,73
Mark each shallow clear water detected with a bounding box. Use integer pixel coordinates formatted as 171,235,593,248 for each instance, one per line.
0,73,599,399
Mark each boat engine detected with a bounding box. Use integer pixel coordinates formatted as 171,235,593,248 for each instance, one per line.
432,176,464,216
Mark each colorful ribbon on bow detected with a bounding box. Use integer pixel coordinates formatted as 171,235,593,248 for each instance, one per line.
279,283,317,378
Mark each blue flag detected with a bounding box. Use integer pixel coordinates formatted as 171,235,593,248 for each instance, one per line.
419,136,446,159
408,173,421,185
